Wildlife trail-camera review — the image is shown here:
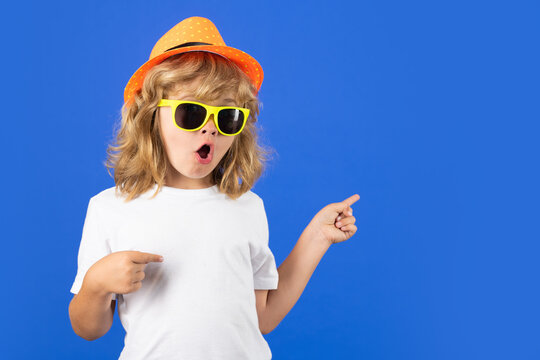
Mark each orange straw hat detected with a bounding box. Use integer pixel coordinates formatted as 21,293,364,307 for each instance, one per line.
123,16,264,105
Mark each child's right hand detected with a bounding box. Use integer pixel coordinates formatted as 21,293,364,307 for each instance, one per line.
85,251,164,296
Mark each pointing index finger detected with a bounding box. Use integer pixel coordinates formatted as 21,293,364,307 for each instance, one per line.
343,194,360,207
131,251,164,264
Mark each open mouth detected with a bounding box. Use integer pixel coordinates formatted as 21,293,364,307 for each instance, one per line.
197,144,211,159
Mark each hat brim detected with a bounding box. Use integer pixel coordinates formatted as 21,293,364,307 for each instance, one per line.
124,45,263,105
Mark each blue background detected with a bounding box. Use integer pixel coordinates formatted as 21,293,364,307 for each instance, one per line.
1,0,538,359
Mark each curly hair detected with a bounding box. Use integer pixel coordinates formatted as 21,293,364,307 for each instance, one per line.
104,51,276,202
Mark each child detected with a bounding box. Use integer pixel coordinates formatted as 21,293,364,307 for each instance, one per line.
68,16,359,360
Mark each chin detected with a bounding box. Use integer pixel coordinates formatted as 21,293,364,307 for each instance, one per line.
185,165,217,178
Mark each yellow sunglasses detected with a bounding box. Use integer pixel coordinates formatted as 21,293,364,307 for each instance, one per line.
157,99,250,136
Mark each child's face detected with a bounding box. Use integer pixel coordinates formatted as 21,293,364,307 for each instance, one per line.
158,78,238,189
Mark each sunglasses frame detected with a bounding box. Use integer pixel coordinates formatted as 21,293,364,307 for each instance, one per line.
157,99,250,136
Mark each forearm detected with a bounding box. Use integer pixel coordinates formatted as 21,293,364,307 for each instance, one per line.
68,276,115,341
263,227,331,333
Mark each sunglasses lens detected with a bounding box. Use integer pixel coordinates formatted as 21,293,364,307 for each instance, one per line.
218,109,245,135
175,103,206,129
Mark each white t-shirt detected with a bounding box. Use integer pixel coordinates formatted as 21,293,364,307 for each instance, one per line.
70,183,279,360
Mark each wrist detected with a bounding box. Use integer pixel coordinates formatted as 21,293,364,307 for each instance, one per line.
82,269,114,299
301,225,333,250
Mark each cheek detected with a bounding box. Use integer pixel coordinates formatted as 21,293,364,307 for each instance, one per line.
170,133,193,154
217,137,235,157
161,127,193,157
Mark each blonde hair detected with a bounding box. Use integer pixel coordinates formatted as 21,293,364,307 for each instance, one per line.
104,51,276,202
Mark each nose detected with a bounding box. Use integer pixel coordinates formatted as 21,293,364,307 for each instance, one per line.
201,113,218,135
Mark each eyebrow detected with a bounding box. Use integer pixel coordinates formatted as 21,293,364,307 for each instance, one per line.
221,98,237,106
172,96,237,106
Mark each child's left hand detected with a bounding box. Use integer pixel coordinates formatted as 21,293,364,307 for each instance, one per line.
305,194,360,246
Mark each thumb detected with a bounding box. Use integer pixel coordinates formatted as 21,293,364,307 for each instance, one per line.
130,251,164,264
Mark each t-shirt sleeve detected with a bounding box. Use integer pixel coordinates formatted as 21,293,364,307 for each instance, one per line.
70,197,116,300
249,197,279,290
